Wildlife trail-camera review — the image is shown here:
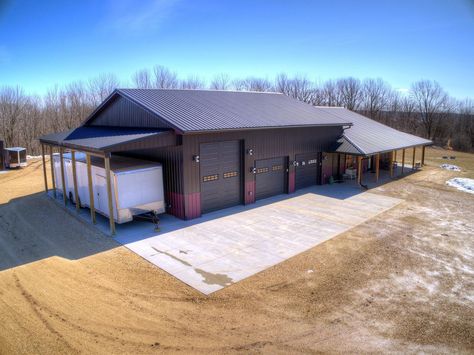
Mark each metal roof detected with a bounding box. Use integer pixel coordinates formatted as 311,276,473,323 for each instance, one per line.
40,126,175,154
316,107,432,155
96,89,352,133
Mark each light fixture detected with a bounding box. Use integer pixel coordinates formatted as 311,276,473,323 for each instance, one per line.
247,148,254,156
193,155,200,163
250,167,256,174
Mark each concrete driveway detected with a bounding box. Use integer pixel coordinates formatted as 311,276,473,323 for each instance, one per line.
114,185,401,294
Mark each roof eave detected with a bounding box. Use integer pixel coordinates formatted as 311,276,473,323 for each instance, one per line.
182,123,351,135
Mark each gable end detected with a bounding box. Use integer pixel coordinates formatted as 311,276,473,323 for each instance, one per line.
86,94,172,129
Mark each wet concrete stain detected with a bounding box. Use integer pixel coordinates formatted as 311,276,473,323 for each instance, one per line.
151,247,192,267
194,268,233,287
151,247,233,287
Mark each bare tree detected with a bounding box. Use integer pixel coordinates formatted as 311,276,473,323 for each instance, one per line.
336,77,363,110
361,78,391,119
0,86,28,147
274,74,315,103
233,77,273,92
410,80,450,139
152,65,178,89
132,69,153,88
88,73,120,105
210,73,232,90
321,80,342,106
180,75,206,89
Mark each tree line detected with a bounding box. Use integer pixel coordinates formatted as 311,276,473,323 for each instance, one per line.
1,65,473,155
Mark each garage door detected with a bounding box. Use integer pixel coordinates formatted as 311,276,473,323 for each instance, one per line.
295,153,321,190
255,157,287,200
200,140,241,213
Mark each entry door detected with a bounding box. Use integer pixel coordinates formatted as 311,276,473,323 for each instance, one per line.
200,140,242,213
295,152,321,190
255,157,287,200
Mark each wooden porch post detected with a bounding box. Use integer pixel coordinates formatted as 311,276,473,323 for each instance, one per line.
412,147,416,170
71,151,80,212
394,150,397,162
50,146,56,198
105,154,115,236
421,145,426,166
357,156,362,185
86,154,96,224
401,149,406,174
375,153,380,182
59,147,67,205
390,150,394,178
41,144,48,193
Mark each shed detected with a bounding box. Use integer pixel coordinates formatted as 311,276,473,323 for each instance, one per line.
39,89,431,233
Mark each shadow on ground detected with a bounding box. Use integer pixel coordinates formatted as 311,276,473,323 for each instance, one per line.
0,192,119,271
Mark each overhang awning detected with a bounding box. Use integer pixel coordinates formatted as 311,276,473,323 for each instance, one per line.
316,107,432,156
39,126,177,155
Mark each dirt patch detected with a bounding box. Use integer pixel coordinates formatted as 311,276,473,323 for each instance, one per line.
0,150,473,354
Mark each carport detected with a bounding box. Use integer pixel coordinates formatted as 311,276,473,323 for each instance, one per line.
39,126,177,235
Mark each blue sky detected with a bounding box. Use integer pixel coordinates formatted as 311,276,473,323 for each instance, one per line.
1,0,473,98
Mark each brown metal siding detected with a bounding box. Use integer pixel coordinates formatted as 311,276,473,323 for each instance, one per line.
88,95,171,129
182,126,343,218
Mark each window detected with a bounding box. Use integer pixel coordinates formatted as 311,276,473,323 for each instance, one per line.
203,174,219,182
272,164,283,171
256,167,269,174
223,171,238,178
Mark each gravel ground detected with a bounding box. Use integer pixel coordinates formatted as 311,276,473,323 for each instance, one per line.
0,148,473,354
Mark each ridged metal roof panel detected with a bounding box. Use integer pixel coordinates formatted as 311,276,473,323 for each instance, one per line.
317,107,432,155
40,126,171,152
116,89,350,132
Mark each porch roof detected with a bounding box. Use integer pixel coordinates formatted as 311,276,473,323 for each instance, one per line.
317,107,432,156
39,126,177,155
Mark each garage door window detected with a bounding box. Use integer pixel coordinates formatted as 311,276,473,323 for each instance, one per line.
257,167,269,174
203,174,219,182
272,164,283,171
223,171,238,178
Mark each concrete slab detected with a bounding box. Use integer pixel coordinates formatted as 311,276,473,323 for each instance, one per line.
48,182,402,295
112,185,402,295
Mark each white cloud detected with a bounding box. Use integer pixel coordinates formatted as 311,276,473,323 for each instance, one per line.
103,0,181,34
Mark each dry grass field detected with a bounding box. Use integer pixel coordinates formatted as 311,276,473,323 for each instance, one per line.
0,147,473,354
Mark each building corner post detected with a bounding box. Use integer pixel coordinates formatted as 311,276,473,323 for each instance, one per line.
421,146,426,166
50,146,57,198
104,154,115,236
59,147,67,205
389,150,394,178
357,156,362,185
41,144,48,193
375,153,380,182
71,151,80,212
86,154,96,224
401,149,406,174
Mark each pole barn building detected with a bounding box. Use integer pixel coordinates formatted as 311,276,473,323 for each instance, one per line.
39,89,431,234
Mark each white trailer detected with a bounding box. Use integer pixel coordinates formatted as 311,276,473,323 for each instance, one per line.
4,147,27,168
53,153,165,224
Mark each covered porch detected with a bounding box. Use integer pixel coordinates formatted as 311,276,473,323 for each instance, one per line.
324,135,431,188
39,126,177,235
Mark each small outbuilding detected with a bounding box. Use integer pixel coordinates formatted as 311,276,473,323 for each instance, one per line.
39,89,431,234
